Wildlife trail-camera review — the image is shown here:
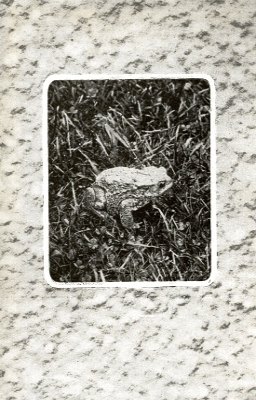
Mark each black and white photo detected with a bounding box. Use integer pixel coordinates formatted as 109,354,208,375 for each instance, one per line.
44,75,216,286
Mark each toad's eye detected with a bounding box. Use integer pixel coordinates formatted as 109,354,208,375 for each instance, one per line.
159,181,166,188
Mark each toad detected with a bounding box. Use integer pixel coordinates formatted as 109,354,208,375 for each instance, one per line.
84,166,172,229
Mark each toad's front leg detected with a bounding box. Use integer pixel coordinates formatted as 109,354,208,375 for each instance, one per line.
119,198,140,229
84,186,108,220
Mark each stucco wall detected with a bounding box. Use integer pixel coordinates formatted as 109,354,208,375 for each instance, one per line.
1,1,255,399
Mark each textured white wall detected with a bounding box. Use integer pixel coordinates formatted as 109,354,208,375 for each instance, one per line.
1,1,255,399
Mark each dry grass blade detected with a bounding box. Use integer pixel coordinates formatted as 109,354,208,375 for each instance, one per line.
105,123,130,149
153,205,172,235
96,134,109,156
70,181,78,210
77,149,99,174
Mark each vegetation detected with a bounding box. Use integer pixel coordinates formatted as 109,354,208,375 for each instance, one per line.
48,78,211,282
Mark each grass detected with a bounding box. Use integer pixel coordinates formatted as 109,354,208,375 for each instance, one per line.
48,78,211,282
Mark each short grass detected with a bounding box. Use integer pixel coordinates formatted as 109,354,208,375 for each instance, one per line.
48,78,211,282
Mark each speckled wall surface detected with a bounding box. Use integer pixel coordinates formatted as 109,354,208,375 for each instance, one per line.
1,1,255,399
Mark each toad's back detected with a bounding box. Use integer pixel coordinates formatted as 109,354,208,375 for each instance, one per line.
97,167,152,186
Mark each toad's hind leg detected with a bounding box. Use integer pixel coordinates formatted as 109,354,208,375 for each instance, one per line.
119,198,139,229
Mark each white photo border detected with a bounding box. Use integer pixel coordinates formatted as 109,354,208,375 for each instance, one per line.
43,74,217,288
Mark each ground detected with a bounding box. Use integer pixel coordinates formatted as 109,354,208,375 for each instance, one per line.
48,78,211,282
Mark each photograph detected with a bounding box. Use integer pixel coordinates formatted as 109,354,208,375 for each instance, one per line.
44,75,215,286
